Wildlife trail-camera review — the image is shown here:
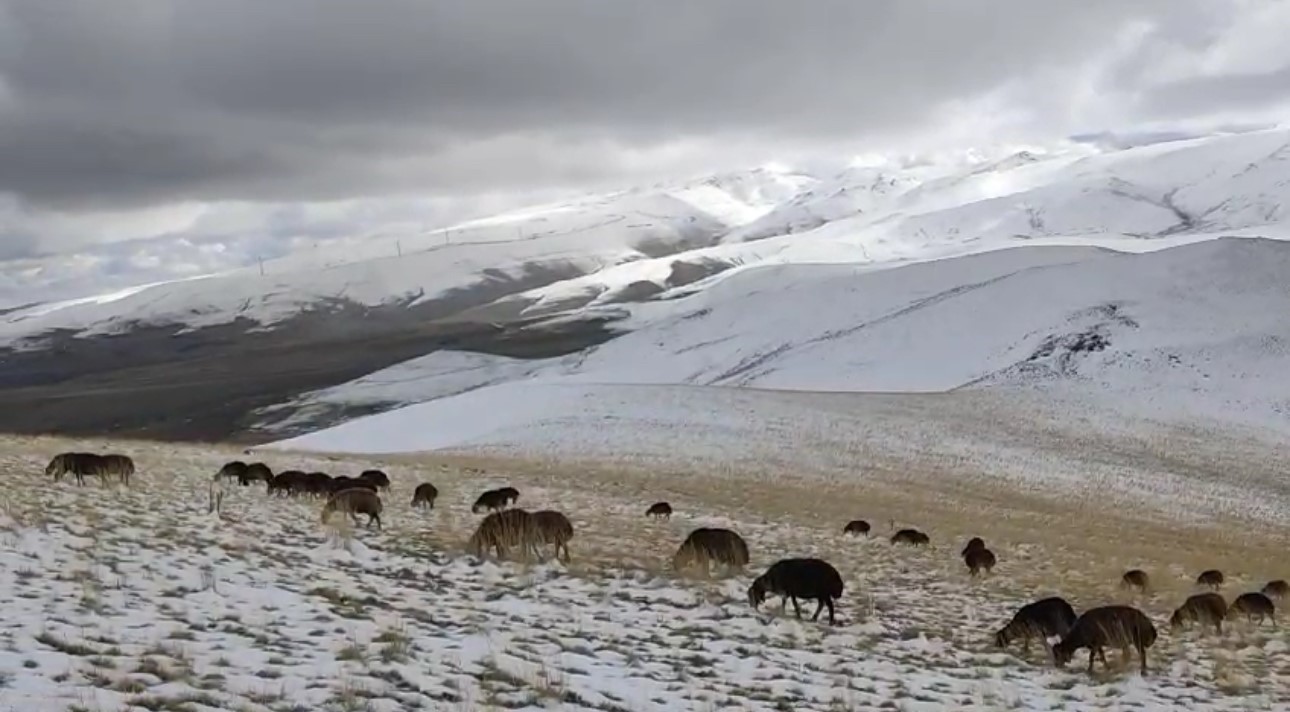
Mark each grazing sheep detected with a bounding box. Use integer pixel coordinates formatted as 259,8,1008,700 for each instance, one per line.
672,528,750,574
216,461,249,481
303,472,334,497
1121,569,1150,592
240,462,273,486
747,558,844,625
99,454,135,486
467,509,541,560
964,548,997,576
320,488,384,530
268,471,307,497
46,452,133,486
961,536,986,557
1228,592,1277,628
532,510,575,563
843,520,871,536
1196,569,1225,589
1052,605,1157,676
1170,592,1227,635
1262,580,1289,601
497,486,520,506
358,469,391,490
646,502,673,519
46,452,99,485
994,596,1078,655
411,483,439,509
471,489,509,514
891,528,930,546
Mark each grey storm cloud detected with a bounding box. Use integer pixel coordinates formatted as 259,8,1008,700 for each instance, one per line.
0,0,1242,212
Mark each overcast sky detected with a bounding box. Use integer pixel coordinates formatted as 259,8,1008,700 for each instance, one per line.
3,0,1290,301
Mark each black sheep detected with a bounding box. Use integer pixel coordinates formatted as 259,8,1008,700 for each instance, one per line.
747,558,844,625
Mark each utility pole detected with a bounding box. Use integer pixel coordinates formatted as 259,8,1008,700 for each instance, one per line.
396,240,403,257
258,257,265,276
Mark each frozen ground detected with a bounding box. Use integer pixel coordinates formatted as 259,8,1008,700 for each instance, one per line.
1,435,1287,711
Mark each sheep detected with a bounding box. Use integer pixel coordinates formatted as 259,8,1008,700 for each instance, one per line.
961,536,986,557
1262,580,1289,601
303,472,334,497
216,461,249,482
358,469,391,490
672,528,749,574
994,596,1077,655
46,452,133,486
46,452,100,485
843,520,871,536
964,548,997,577
471,488,509,514
467,509,541,561
532,510,575,563
320,488,384,530
411,483,439,509
646,502,673,519
240,462,273,486
1120,569,1150,592
1052,605,1157,676
100,454,135,486
268,471,307,497
1228,592,1277,628
1169,592,1227,635
747,558,844,625
891,528,929,546
1196,569,1225,590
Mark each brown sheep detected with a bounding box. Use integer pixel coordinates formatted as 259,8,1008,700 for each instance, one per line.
843,520,871,536
321,488,384,530
467,509,541,561
532,510,575,563
748,558,844,625
1053,605,1157,675
646,502,673,519
1170,592,1226,635
1228,592,1277,627
672,528,749,574
964,548,997,577
329,476,377,494
268,471,307,497
1121,569,1150,592
995,597,1077,655
961,536,986,557
891,528,929,546
303,472,334,497
1262,580,1289,601
1196,569,1225,590
411,483,439,509
100,454,135,486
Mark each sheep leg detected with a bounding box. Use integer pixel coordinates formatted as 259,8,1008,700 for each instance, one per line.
811,599,825,621
790,597,802,620
1138,642,1148,675
779,597,788,614
1087,648,1097,674
825,598,836,626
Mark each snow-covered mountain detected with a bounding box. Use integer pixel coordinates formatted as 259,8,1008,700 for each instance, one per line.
269,236,1290,455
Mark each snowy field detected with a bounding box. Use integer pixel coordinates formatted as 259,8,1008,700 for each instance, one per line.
2,434,1288,711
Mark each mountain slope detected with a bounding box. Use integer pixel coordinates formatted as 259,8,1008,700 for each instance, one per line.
268,237,1290,452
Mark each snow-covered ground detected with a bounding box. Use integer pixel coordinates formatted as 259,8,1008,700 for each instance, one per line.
1,436,1286,711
